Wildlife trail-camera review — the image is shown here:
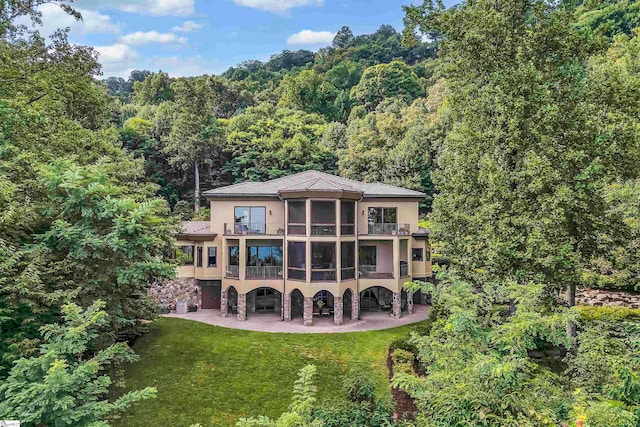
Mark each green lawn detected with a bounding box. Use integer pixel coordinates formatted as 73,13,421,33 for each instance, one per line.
114,317,419,427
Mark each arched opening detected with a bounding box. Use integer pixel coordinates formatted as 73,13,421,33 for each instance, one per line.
360,286,393,313
343,289,353,319
401,289,409,313
313,290,334,317
290,289,305,319
247,287,282,315
227,286,238,314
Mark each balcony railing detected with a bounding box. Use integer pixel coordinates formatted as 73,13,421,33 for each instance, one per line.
341,267,356,281
367,223,411,235
246,265,283,280
311,224,336,236
226,265,239,278
359,265,394,279
224,223,284,236
400,263,409,277
288,267,306,280
341,224,355,235
287,224,306,235
311,269,337,282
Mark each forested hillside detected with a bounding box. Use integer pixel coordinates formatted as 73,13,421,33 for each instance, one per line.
104,24,442,214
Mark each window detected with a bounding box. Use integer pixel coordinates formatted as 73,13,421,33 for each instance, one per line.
229,246,240,266
234,207,266,233
426,246,431,261
288,201,306,235
311,242,336,281
368,207,398,234
368,207,397,224
196,246,203,267
176,245,194,265
340,201,355,235
288,241,306,280
412,248,423,262
311,201,336,235
359,246,377,266
247,245,283,266
207,247,217,267
341,241,356,280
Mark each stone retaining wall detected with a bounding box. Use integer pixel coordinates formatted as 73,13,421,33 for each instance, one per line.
577,288,640,309
148,278,201,310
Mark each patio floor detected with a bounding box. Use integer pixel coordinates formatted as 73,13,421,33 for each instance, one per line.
164,304,430,334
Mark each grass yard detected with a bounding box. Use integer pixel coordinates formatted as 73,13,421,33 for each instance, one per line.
114,317,420,427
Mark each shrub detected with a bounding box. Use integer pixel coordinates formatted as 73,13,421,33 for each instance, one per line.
342,364,376,404
578,306,640,323
392,349,415,376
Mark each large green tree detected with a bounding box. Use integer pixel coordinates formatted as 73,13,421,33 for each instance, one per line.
404,0,640,308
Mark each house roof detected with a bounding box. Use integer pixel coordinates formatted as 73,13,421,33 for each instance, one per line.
412,226,431,239
202,170,426,199
175,221,217,240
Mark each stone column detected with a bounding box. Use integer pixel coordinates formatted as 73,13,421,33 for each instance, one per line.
303,296,313,326
334,296,343,326
221,288,228,318
237,293,247,321
283,292,292,321
407,292,413,315
391,292,401,319
351,290,359,321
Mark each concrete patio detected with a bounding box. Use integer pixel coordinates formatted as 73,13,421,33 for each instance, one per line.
164,304,430,333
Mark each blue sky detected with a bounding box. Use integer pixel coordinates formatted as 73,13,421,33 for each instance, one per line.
30,0,456,78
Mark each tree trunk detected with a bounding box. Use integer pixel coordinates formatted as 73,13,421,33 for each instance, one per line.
194,162,200,214
566,282,577,340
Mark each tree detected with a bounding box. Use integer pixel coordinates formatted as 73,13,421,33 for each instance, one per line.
278,70,340,121
394,274,574,426
223,103,335,183
0,301,157,426
404,0,640,317
132,71,174,105
333,26,355,49
164,77,226,213
350,61,423,111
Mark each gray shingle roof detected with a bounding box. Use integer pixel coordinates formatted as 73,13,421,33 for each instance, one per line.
202,171,426,199
178,221,214,235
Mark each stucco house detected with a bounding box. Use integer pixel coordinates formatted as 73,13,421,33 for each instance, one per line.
172,170,432,326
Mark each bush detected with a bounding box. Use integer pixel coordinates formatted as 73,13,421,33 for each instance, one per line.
578,306,640,323
342,364,377,404
392,349,415,375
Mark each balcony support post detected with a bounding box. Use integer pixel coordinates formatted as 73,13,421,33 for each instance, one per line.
303,296,313,326
392,291,401,319
334,295,343,325
237,293,247,321
351,290,359,321
221,288,228,318
283,292,291,321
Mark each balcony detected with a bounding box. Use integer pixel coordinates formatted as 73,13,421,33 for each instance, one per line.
311,269,337,282
311,224,336,236
341,267,356,281
226,265,239,278
224,223,284,236
367,223,411,236
359,265,394,279
340,224,355,236
246,265,283,280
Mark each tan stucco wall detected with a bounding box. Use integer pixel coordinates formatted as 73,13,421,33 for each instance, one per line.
174,196,431,295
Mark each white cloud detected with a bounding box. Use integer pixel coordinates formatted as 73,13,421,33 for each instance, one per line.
149,55,226,77
233,0,323,13
287,29,335,45
80,0,195,16
172,20,202,32
22,3,121,36
119,31,187,45
94,44,140,77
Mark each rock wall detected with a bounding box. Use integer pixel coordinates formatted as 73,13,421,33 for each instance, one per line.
577,288,640,309
148,278,201,310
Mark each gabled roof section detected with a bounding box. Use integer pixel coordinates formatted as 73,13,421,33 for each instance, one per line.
175,221,216,240
202,170,426,199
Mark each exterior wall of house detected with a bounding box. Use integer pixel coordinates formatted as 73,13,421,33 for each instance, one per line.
172,194,432,318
